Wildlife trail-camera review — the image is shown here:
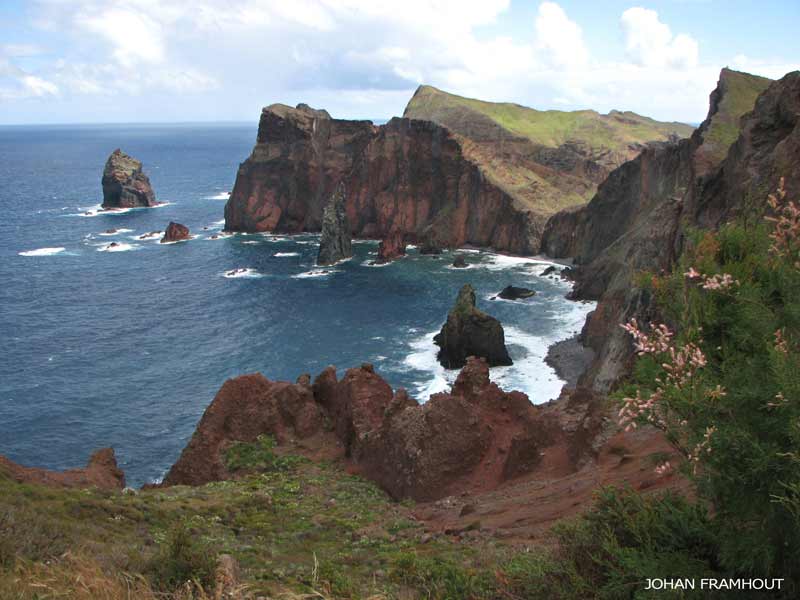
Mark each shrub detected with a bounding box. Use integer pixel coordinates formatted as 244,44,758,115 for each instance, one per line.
615,180,800,594
147,521,216,592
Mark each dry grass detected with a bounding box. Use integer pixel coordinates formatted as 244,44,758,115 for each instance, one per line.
0,552,222,600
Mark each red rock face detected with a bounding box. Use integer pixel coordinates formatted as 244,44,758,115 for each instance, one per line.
225,105,542,254
0,448,125,490
160,221,191,243
163,373,330,486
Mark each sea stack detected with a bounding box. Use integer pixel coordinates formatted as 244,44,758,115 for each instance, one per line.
161,222,190,243
317,183,352,266
375,229,406,263
101,149,157,209
434,284,513,369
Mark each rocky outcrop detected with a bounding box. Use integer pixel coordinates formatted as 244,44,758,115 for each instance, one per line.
375,229,406,263
539,68,794,393
101,149,157,209
165,359,573,502
317,183,353,265
163,373,333,486
434,284,512,369
496,285,535,300
225,104,544,253
358,358,556,500
0,448,125,490
160,221,190,243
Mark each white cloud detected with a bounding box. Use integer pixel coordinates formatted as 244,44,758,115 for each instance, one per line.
621,7,698,69
79,8,166,66
730,54,800,80
535,1,588,68
3,1,797,124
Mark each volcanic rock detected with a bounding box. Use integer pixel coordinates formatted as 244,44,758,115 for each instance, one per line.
164,358,564,502
452,254,468,268
224,104,544,254
101,149,157,209
317,183,352,266
160,222,190,243
0,448,125,490
358,357,555,500
312,364,396,456
434,284,512,369
496,285,536,300
375,229,406,263
163,373,331,486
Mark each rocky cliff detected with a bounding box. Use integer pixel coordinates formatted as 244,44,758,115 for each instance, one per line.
539,68,794,393
225,105,543,253
101,149,158,209
317,183,353,266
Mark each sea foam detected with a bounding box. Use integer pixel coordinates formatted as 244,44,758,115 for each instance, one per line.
19,247,66,257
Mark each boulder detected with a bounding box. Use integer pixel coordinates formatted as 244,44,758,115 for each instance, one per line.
160,222,190,243
101,149,157,209
434,284,513,369
496,285,536,300
317,183,353,266
452,254,468,268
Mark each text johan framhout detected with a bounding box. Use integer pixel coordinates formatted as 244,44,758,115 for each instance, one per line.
645,579,784,591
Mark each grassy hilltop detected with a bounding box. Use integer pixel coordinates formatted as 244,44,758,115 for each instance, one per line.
404,85,695,215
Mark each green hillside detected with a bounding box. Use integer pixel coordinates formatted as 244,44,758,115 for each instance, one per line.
404,85,695,216
405,85,694,150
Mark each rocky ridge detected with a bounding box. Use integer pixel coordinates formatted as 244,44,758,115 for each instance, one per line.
162,358,619,503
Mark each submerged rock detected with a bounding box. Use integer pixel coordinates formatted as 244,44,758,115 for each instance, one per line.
452,254,468,268
434,284,512,369
160,222,190,243
317,183,352,266
496,285,536,300
101,149,157,209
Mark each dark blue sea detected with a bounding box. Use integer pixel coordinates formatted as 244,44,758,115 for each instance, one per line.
0,123,593,486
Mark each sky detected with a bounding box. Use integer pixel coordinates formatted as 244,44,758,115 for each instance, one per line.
1,0,798,125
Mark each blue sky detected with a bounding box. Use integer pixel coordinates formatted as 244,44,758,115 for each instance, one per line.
1,0,798,125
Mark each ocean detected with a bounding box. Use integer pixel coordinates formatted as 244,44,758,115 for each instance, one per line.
0,123,593,486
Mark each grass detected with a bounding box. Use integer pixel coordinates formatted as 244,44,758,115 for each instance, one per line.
404,84,695,215
0,446,503,598
405,84,694,152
